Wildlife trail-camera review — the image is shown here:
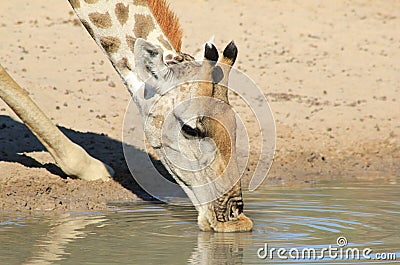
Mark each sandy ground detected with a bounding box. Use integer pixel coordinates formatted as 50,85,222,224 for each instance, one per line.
0,0,399,214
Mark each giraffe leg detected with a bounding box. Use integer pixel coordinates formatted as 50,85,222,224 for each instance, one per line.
0,64,113,181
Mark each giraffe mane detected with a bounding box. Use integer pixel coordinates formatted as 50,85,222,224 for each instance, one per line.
147,0,183,52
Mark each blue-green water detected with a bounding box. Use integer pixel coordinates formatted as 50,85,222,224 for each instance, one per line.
1,177,399,264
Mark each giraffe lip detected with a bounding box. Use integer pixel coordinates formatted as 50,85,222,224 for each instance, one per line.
210,213,253,233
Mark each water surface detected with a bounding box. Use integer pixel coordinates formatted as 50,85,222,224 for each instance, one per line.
1,177,399,264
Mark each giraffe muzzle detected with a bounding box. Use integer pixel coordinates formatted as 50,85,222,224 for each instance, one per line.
197,184,253,232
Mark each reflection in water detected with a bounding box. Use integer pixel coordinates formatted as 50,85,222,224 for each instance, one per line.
0,177,399,264
24,214,106,265
189,232,250,265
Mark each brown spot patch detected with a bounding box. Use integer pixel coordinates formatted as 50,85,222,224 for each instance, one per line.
115,3,129,25
165,54,173,60
133,14,155,39
84,0,99,3
126,35,136,54
212,83,229,104
133,0,147,6
68,0,80,8
89,12,112,29
81,19,95,38
100,36,121,54
157,36,172,51
115,57,132,71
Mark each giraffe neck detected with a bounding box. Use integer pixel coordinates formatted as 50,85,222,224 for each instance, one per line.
68,0,182,94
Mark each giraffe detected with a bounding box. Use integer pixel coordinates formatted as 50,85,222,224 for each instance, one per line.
0,0,253,232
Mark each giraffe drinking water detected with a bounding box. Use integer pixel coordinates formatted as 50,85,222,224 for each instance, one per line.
0,0,253,232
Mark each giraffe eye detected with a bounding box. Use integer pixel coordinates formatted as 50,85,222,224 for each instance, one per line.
180,117,207,139
181,124,206,139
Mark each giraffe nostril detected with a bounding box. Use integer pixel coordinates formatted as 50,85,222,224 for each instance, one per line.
226,198,244,221
230,206,238,219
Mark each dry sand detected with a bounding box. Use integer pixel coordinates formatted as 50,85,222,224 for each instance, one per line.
0,0,399,213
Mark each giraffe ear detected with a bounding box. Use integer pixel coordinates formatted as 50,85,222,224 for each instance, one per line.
212,66,224,84
134,38,165,82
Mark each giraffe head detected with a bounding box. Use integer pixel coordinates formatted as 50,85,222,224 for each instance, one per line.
133,38,253,232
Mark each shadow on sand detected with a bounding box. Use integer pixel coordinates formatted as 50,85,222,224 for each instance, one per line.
0,114,180,202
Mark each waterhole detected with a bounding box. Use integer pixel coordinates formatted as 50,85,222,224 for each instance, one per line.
1,177,399,264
